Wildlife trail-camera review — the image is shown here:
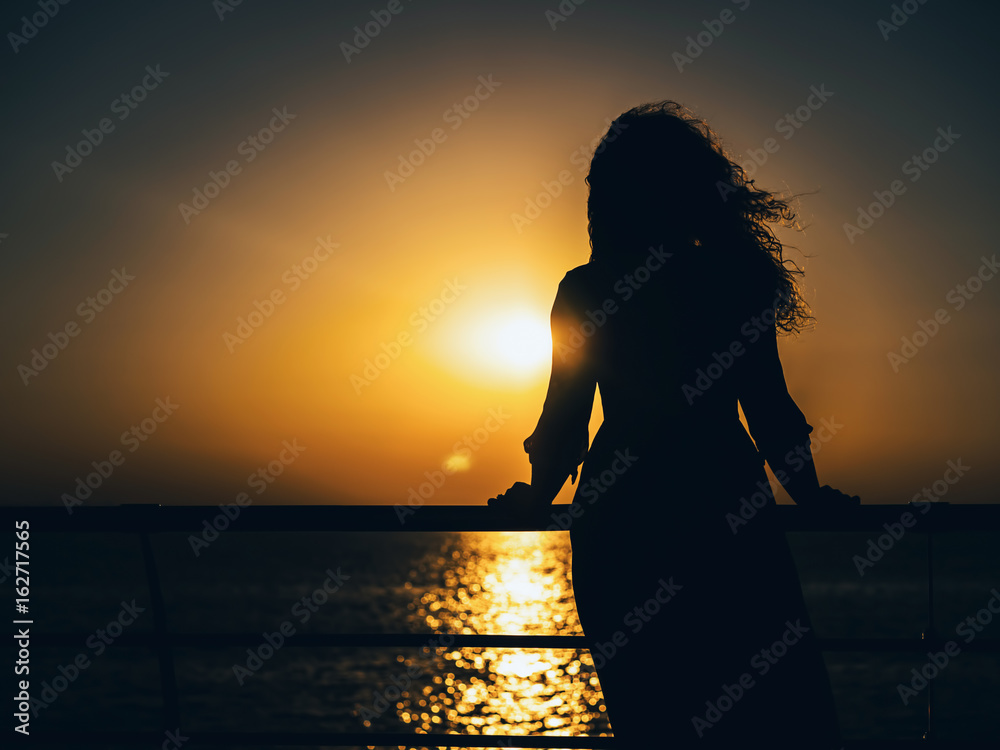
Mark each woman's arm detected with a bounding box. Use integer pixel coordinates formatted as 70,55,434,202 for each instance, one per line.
490,272,597,513
525,429,591,506
737,316,856,507
526,271,597,503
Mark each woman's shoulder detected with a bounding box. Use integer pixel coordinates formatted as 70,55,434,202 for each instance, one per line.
544,262,605,317
563,261,597,280
557,261,607,302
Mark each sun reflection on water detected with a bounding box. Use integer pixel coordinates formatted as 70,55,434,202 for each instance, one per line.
395,531,610,743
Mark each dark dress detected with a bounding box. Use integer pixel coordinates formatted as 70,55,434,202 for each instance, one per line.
524,247,841,748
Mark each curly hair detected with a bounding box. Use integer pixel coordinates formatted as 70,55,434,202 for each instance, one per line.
586,100,813,335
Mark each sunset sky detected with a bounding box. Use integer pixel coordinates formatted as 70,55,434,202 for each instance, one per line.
2,0,998,510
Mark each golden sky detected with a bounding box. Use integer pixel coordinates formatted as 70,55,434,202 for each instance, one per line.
2,0,998,509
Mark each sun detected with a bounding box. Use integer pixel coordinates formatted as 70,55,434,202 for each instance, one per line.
484,311,552,375
470,309,551,379
430,305,552,383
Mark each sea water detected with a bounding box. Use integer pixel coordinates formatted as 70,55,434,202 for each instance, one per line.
12,526,1000,746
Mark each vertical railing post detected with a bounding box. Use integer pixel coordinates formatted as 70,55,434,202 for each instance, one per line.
923,527,934,741
127,505,181,734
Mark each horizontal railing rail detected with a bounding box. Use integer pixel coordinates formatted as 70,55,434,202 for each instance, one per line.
3,502,998,748
13,731,1000,749
19,631,1000,652
4,500,999,532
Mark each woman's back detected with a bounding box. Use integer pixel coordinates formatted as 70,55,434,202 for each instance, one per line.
553,239,787,442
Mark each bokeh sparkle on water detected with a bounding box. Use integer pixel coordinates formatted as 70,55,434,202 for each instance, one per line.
393,531,609,740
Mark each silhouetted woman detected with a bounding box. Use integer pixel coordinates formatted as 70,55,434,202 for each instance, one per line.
490,101,859,748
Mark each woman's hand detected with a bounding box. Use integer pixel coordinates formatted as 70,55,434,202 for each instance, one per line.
487,482,550,522
797,484,861,509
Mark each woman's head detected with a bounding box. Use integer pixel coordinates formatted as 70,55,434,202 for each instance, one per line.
586,100,812,334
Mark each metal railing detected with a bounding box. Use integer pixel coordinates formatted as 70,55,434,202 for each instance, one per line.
3,502,999,748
